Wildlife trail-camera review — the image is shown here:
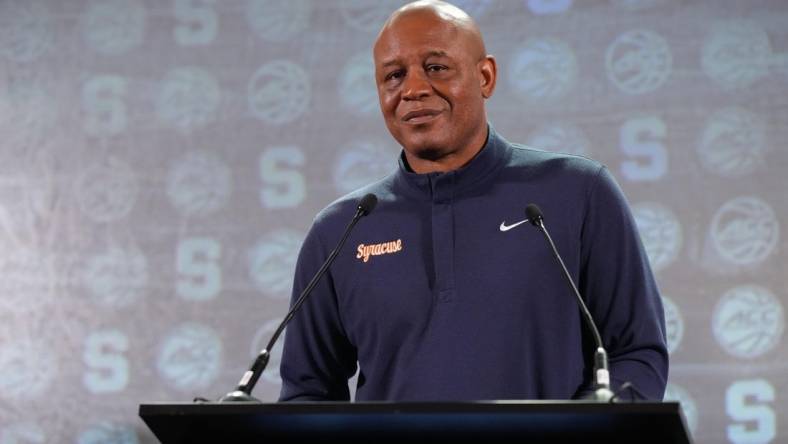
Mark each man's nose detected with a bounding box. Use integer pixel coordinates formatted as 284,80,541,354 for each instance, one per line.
401,70,432,100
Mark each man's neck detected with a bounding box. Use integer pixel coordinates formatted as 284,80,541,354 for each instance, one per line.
404,128,489,174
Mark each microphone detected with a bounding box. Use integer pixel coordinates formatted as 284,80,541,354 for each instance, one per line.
217,193,378,402
524,204,615,402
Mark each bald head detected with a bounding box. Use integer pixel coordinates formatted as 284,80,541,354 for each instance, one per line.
376,0,486,62
372,0,497,173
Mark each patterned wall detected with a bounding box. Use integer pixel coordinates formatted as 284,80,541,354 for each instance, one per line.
1,0,786,443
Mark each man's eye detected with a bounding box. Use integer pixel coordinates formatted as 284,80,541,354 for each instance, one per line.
385,70,404,81
427,65,447,72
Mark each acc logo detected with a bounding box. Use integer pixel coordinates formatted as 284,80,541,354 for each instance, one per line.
333,140,396,194
157,322,222,391
509,38,577,100
156,67,220,131
81,0,146,56
338,52,378,116
167,150,232,217
248,60,310,125
246,0,312,42
527,122,590,156
697,107,767,178
632,202,683,272
702,21,773,90
710,196,779,267
712,285,784,359
77,422,138,444
606,29,672,95
74,157,138,223
662,296,684,355
0,1,52,63
250,319,286,384
248,229,305,299
664,383,698,434
80,245,148,309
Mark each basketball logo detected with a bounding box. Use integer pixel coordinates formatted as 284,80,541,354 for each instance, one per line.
606,29,672,94
697,107,767,178
157,323,222,391
248,60,310,125
338,52,378,116
340,0,402,32
710,197,779,267
0,337,57,402
509,38,577,100
80,246,148,309
74,158,138,223
712,285,784,359
82,0,146,56
702,21,772,90
166,150,232,217
77,422,137,444
248,229,305,299
0,1,52,63
156,67,220,131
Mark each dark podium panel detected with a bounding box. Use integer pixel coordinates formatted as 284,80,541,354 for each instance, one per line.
139,401,692,443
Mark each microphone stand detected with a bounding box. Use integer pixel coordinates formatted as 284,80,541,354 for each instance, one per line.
526,204,615,402
216,194,377,403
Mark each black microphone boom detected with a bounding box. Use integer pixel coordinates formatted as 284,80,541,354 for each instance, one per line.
524,203,614,402
217,193,378,403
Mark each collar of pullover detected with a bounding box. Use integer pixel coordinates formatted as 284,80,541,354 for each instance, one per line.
394,125,511,202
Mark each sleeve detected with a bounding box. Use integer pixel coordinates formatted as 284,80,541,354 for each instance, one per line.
278,220,358,401
576,166,669,400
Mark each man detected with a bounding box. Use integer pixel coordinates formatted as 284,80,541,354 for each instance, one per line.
279,0,667,401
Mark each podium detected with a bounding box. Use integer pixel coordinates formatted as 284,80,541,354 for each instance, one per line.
139,400,692,443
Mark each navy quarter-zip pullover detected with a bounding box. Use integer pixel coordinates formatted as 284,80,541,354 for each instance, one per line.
279,127,668,401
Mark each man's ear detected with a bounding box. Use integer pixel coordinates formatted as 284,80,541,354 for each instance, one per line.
479,55,497,98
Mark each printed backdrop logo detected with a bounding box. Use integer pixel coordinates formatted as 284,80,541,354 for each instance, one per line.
697,107,767,178
702,21,773,90
82,0,146,56
156,323,222,391
509,38,577,100
74,158,139,223
631,202,683,272
246,0,312,43
662,296,684,355
333,140,395,194
167,150,232,217
527,122,590,156
248,229,305,298
248,60,310,125
156,67,220,131
80,246,148,309
338,52,378,116
0,1,52,63
710,197,779,267
712,285,784,359
356,239,403,263
606,29,672,95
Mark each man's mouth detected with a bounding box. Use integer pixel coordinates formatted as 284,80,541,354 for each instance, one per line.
402,109,442,124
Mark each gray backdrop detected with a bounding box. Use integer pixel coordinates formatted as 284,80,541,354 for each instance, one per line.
1,0,787,443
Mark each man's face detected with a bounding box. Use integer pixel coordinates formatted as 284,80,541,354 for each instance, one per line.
373,13,494,165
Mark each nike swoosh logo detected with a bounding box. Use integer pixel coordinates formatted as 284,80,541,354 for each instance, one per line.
499,219,529,232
